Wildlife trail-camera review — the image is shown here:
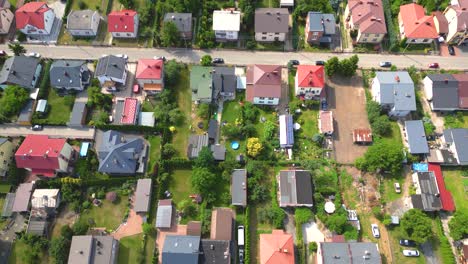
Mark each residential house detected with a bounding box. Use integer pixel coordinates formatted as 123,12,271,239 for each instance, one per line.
187,134,209,159
136,58,164,95
442,128,468,165
453,73,468,109
295,65,325,99
0,56,41,89
200,240,231,264
316,242,381,264
97,130,146,175
305,12,335,45
66,10,100,37
68,235,119,264
246,64,282,105
12,182,35,213
0,138,14,178
423,74,459,111
213,67,236,101
404,120,429,154
255,8,289,42
280,0,294,7
444,5,468,45
27,188,60,236
17,100,34,126
114,98,140,125
429,163,455,211
213,10,241,41
134,179,152,216
67,102,88,128
279,114,294,148
210,145,226,161
50,60,90,91
277,170,313,207
163,13,192,40
411,171,442,211
191,66,213,103
371,71,416,117
432,11,449,37
399,3,438,44
156,199,173,229
353,128,373,144
344,0,387,43
231,169,247,207
318,110,333,135
95,55,128,89
162,235,201,264
15,135,74,177
210,208,233,241
15,2,55,35
259,230,295,264
0,3,13,35
107,10,139,38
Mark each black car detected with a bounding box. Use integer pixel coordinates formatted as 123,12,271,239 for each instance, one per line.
289,60,300,66
448,45,455,56
379,61,392,67
399,239,417,247
316,60,325,66
212,58,224,64
31,125,43,131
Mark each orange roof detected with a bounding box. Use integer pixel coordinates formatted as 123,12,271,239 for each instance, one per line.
347,0,387,34
260,230,295,264
143,83,163,91
136,59,163,80
296,65,325,88
399,3,438,39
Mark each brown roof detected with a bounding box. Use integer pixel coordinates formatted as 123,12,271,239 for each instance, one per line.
246,64,282,102
255,8,289,33
453,73,468,108
431,11,448,34
452,6,468,32
347,0,387,34
353,128,373,142
186,221,202,236
319,111,333,134
210,208,233,241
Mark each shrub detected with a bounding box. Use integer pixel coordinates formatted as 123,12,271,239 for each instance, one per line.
106,191,117,202
309,242,318,253
82,200,91,209
78,0,87,9
295,208,313,225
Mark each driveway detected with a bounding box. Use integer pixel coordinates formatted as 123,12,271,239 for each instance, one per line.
418,88,445,133
112,195,143,240
0,124,95,139
328,75,370,164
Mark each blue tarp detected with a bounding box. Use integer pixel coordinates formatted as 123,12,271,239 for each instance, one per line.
80,142,90,157
412,163,428,172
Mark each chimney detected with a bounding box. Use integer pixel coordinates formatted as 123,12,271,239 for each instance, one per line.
230,10,233,14
125,12,129,15
64,71,69,77
272,70,279,74
425,22,431,26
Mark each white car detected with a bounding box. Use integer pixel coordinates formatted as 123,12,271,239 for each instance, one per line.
394,182,401,193
27,52,41,58
371,224,380,238
115,54,128,60
403,250,420,257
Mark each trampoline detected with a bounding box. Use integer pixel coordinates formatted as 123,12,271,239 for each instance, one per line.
231,141,240,150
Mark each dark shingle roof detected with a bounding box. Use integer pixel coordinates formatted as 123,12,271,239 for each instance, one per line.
411,171,442,211
278,170,313,207
443,128,468,164
200,239,231,264
405,120,429,154
213,67,236,96
187,135,209,159
95,55,126,80
50,60,89,90
426,74,459,109
162,235,200,264
68,101,87,127
0,56,39,88
210,145,226,161
208,119,218,140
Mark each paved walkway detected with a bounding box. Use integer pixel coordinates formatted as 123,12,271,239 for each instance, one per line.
0,124,95,139
112,210,143,240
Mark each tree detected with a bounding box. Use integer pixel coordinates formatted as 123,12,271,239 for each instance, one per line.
162,143,177,159
72,220,89,235
309,242,318,253
60,225,73,240
258,206,286,228
168,108,184,124
164,60,182,87
119,0,135,9
371,115,391,136
191,167,217,202
366,100,382,123
0,86,29,119
8,43,26,56
222,124,242,139
87,86,112,110
178,199,197,218
449,211,468,241
197,103,210,120
142,222,155,235
161,21,180,47
242,102,259,123
200,55,212,66
326,212,348,233
247,138,263,157
400,209,433,244
49,236,71,264
355,140,404,174
325,57,339,77
295,208,313,225
194,147,215,168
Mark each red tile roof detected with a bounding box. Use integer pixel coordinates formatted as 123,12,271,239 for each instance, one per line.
121,98,138,124
136,59,163,80
399,4,438,39
347,0,387,34
15,135,66,176
246,64,282,102
108,10,137,33
210,208,233,241
453,73,468,108
296,65,325,88
15,2,50,30
428,163,455,212
353,128,373,143
260,230,295,264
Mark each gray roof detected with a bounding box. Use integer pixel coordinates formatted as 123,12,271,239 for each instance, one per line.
255,8,289,33
67,10,99,30
97,130,145,175
426,74,459,109
162,235,200,264
208,119,218,140
405,120,429,154
278,170,313,207
163,13,192,34
443,128,468,164
200,240,231,264
50,60,89,90
26,220,47,235
134,179,152,213
0,56,39,89
95,55,126,80
187,134,209,159
12,182,34,212
17,100,33,124
68,235,119,264
231,169,247,206
374,71,416,111
411,171,441,211
213,67,236,96
307,12,335,35
68,102,87,127
320,242,381,264
210,145,226,161
156,199,173,228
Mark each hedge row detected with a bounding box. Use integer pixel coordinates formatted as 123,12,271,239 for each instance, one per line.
37,60,52,100
244,206,251,264
83,177,136,187
62,0,73,22
437,218,456,264
160,158,192,170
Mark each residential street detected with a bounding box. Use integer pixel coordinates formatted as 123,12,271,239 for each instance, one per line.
0,124,95,139
3,44,468,70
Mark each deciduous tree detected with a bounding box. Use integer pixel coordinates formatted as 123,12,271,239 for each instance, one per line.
8,43,26,56
161,21,180,47
449,211,468,241
200,55,212,66
247,138,263,157
400,209,433,244
355,140,404,174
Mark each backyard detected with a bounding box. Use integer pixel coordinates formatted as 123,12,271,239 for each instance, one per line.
169,170,193,206
146,136,161,175
118,234,151,264
442,168,468,212
79,195,129,231
8,240,49,264
171,67,191,157
38,89,75,124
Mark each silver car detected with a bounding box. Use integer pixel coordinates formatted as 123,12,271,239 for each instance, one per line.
403,250,420,257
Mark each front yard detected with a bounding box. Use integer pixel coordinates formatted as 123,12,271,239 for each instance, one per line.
41,89,75,124
79,195,129,231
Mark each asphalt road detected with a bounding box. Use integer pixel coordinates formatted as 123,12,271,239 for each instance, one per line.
0,124,95,139
3,44,468,70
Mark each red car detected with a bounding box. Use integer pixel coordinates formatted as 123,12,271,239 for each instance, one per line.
133,84,140,93
428,63,439,69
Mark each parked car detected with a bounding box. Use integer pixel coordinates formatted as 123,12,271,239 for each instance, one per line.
115,54,128,60
448,45,455,56
0,50,6,56
379,61,392,67
27,52,41,58
133,84,140,94
403,250,420,257
316,60,325,66
289,60,300,66
212,58,224,64
399,239,417,247
371,224,380,238
428,63,439,69
154,56,166,61
239,248,244,264
394,182,401,193
31,125,43,131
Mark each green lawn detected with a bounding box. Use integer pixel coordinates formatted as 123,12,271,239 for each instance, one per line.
118,234,144,264
72,0,112,13
443,168,468,212
172,67,191,157
220,98,245,158
80,196,128,231
8,240,49,264
0,184,11,193
0,196,7,230
43,89,75,124
58,20,110,46
444,112,468,129
169,170,193,206
146,136,161,175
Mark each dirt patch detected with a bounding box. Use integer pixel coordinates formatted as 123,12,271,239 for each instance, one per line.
50,206,78,238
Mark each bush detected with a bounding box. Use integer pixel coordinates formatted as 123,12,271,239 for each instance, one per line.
295,208,313,225
82,200,91,209
62,0,74,22
309,242,318,253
